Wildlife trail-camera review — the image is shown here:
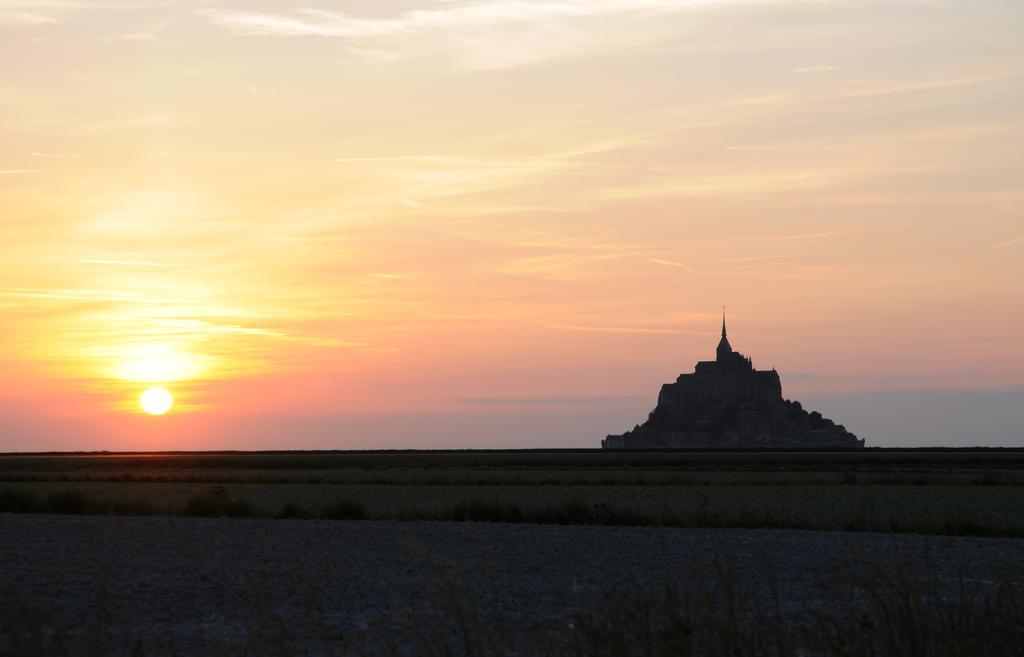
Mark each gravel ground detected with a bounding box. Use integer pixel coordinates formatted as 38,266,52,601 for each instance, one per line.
1,514,1023,655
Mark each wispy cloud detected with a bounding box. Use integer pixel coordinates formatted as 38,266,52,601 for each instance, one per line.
790,65,839,74
30,152,80,159
79,258,177,268
1,287,182,305
599,169,849,199
648,257,696,271
831,72,1020,102
333,154,573,200
549,323,709,335
201,1,696,37
990,235,1024,249
199,0,842,70
0,1,117,26
3,283,362,389
0,1,192,27
507,253,623,278
330,135,649,201
460,394,645,406
0,11,57,25
0,0,93,25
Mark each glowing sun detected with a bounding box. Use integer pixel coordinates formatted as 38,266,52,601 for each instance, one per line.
140,387,174,415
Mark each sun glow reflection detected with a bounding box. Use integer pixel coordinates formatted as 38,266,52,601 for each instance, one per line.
113,344,209,383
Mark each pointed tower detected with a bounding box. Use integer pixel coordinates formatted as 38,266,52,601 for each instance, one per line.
716,308,732,362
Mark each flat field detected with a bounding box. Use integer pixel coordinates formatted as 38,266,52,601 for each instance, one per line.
1,449,1023,536
2,515,1023,657
2,450,1023,656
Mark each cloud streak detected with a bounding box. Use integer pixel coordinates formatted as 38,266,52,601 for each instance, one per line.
201,1,731,36
0,1,86,25
0,0,178,26
199,0,842,69
991,235,1024,249
459,394,646,406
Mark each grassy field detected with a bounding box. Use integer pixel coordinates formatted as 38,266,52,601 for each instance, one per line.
2,450,1023,656
2,449,1023,536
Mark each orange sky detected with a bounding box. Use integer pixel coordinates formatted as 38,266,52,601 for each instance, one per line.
1,0,1023,449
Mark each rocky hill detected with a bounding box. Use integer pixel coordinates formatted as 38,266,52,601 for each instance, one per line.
603,317,863,449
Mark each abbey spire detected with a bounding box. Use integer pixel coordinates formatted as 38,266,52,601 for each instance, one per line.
716,308,732,361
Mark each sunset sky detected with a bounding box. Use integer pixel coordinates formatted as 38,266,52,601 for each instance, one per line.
2,0,1022,450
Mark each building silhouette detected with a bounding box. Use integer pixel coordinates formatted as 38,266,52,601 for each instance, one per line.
603,313,863,448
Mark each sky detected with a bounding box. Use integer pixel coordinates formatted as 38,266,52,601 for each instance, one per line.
1,0,1023,450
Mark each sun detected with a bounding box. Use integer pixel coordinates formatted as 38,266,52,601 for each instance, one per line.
140,387,174,415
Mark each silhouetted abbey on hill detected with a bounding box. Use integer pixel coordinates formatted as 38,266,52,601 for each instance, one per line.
603,315,863,449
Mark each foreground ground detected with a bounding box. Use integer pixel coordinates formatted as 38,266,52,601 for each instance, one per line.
2,514,1023,656
1,450,1022,655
